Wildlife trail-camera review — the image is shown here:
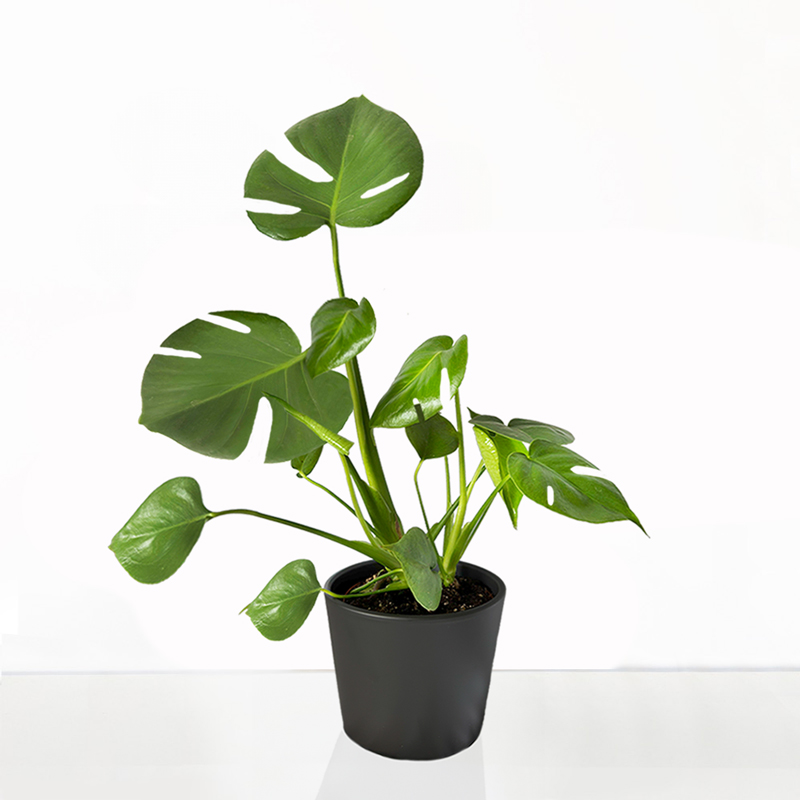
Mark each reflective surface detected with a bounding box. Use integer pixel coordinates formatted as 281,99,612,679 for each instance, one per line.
2,671,800,798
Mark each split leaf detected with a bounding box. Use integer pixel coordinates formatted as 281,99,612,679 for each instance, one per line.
245,96,423,240
140,311,352,462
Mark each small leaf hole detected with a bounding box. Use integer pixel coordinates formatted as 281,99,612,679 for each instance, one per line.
156,347,201,359
244,198,301,216
361,173,409,199
546,485,555,506
204,314,251,334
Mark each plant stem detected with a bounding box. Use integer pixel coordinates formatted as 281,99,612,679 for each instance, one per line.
298,472,359,519
210,507,390,565
413,460,430,530
328,222,399,524
338,453,382,549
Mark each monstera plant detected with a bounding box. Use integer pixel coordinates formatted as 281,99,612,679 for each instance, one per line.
110,96,646,640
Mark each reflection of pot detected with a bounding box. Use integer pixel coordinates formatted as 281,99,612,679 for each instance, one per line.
324,560,506,760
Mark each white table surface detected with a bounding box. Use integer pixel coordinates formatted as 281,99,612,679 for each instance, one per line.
2,670,800,799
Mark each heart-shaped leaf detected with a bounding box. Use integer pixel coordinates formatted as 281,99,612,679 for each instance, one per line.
371,336,468,428
406,413,459,460
507,442,646,533
140,311,352,462
109,477,210,584
385,527,442,611
245,96,423,240
244,559,322,640
306,297,376,378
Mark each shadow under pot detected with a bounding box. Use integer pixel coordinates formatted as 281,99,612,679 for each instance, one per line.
324,560,506,761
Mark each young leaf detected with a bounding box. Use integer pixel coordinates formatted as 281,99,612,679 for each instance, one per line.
109,477,211,584
291,447,323,476
244,559,322,640
343,456,403,544
306,298,376,378
371,336,468,428
139,311,352,463
265,394,354,455
244,96,423,240
406,413,459,460
473,427,526,528
507,441,646,534
385,527,442,611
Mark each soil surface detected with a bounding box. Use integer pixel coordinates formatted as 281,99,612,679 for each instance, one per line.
343,574,494,615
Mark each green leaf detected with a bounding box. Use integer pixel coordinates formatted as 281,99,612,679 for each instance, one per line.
244,559,322,640
109,477,210,584
507,442,646,534
291,447,323,476
405,413,459,460
469,412,574,446
343,456,402,544
473,427,527,528
265,394,354,455
306,298,376,378
371,336,468,428
139,311,352,462
385,527,442,611
245,96,423,240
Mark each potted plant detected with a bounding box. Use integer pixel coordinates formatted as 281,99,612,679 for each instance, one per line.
110,95,646,760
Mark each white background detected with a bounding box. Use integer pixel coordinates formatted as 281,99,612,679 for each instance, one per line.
2,0,798,673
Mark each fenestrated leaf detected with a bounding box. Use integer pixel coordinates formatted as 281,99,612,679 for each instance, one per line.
371,336,468,428
507,441,646,534
109,477,211,584
306,298,376,378
385,527,442,611
245,96,423,240
406,413,458,460
139,311,352,462
244,559,322,641
469,412,574,446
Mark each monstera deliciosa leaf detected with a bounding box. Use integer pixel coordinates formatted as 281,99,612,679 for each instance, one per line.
140,311,352,462
244,96,423,240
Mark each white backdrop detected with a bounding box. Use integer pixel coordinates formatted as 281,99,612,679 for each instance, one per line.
2,0,798,673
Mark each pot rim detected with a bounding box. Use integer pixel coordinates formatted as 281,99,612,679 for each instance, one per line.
324,560,506,622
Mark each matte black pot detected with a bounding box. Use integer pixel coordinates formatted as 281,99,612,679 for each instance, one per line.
324,560,505,760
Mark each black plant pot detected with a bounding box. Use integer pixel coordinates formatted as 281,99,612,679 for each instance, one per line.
324,560,505,760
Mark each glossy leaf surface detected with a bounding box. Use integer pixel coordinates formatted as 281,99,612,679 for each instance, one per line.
109,477,210,584
469,412,574,446
385,527,442,611
507,442,646,533
306,298,376,378
371,336,468,428
473,427,526,528
140,311,352,462
245,96,423,240
245,559,321,640
406,413,459,460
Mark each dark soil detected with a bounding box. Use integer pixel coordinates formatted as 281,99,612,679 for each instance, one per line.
343,574,494,615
